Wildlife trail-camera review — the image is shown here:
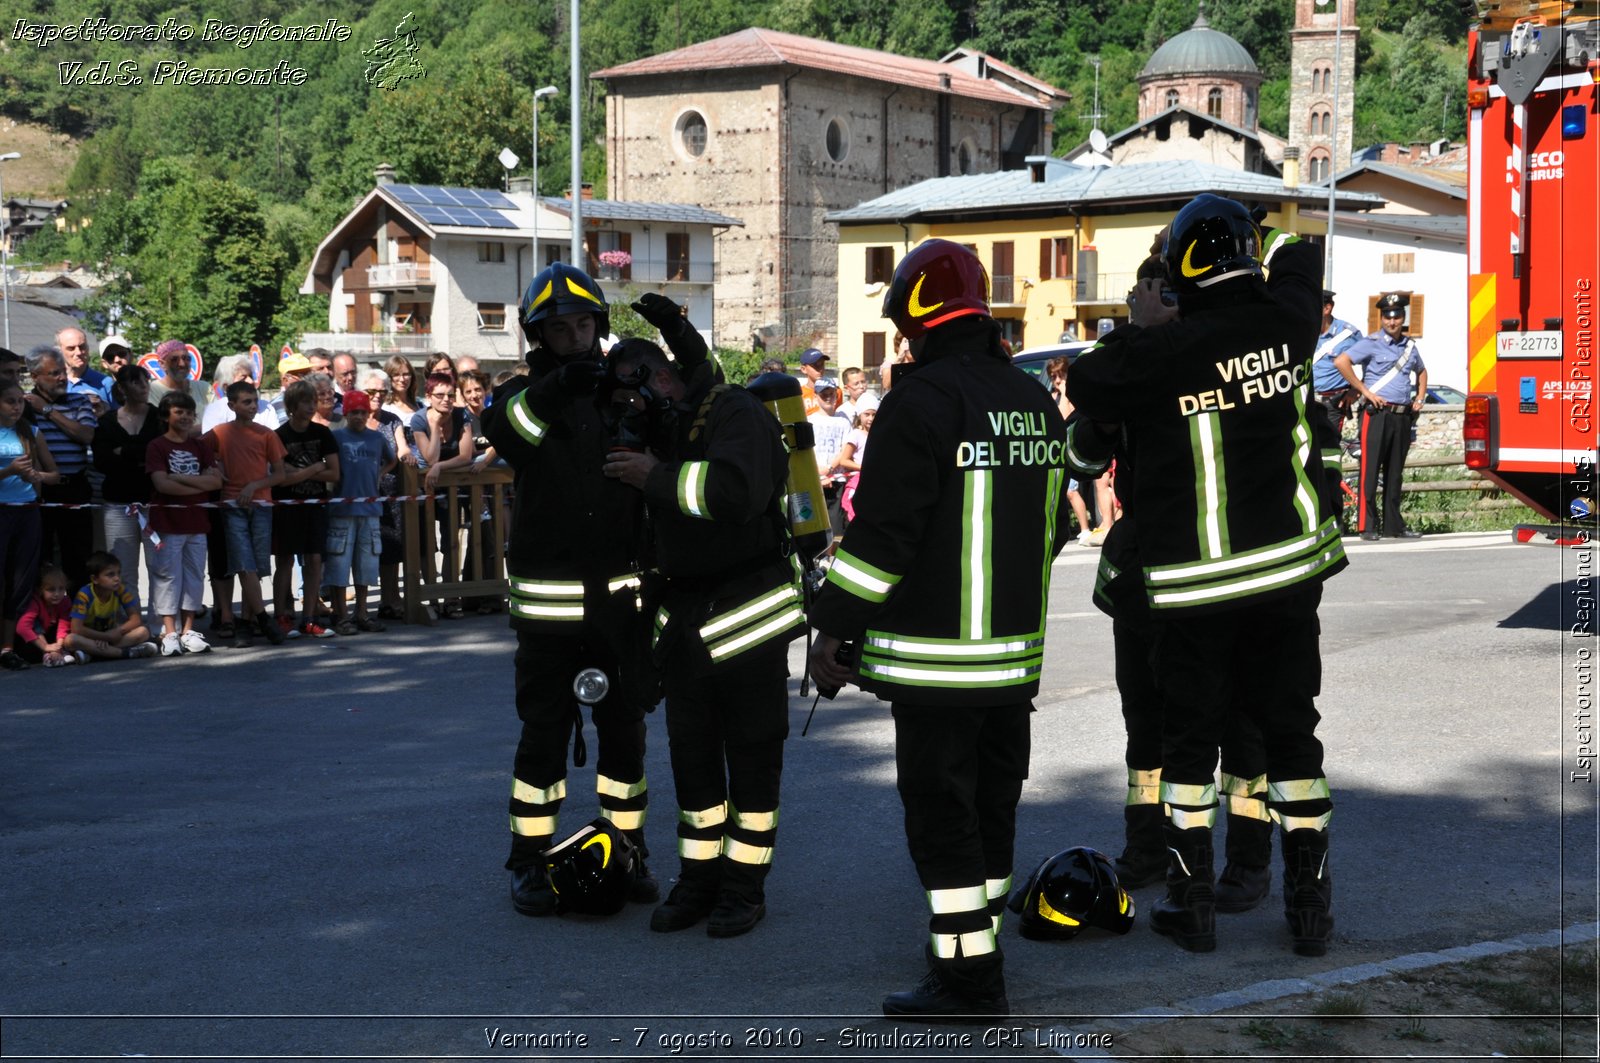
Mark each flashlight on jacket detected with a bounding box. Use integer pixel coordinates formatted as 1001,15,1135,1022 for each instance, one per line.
573,667,610,705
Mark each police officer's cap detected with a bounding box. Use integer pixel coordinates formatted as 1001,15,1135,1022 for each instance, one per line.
1376,292,1409,314
1321,289,1336,303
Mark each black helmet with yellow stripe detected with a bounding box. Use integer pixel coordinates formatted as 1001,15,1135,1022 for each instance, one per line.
520,262,610,346
1162,193,1262,294
1008,846,1135,941
543,817,638,916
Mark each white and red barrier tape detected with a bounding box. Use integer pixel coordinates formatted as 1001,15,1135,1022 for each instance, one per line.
0,494,440,509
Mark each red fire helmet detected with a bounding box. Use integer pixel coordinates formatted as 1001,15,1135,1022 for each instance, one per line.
881,239,992,340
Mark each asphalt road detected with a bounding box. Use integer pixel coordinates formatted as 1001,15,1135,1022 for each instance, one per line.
2,531,1595,1060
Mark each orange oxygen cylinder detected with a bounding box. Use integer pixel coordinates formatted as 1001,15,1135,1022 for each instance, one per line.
745,371,832,566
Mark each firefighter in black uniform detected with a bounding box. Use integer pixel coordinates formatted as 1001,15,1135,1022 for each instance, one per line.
601,324,804,939
480,264,674,917
1094,248,1330,914
1093,462,1277,913
809,240,1083,1019
1068,195,1348,957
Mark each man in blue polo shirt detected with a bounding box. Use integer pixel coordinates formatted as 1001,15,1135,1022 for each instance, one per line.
1335,292,1428,541
57,327,115,413
26,346,99,586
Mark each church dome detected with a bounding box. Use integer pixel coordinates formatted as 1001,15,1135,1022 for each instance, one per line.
1140,9,1259,79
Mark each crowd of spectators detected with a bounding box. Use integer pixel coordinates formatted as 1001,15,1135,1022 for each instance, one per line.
0,336,517,671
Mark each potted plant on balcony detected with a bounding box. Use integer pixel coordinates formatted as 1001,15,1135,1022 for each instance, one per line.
597,249,631,281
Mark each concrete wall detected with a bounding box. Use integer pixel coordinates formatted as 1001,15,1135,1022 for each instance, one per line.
436,237,527,363
1113,120,1253,171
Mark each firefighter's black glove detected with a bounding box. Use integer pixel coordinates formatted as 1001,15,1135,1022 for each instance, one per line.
631,293,687,338
556,360,607,396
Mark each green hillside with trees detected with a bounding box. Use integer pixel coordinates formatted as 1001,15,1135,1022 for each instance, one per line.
0,0,1468,354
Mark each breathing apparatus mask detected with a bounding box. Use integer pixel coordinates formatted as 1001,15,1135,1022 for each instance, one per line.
599,341,678,453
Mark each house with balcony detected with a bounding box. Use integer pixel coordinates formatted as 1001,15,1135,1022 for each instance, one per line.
826,155,1382,372
300,166,742,364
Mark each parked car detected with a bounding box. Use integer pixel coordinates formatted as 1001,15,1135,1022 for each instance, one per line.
1012,341,1097,389
1424,383,1467,405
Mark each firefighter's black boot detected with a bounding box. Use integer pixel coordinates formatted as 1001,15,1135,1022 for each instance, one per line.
1114,803,1169,888
1215,813,1273,913
1282,827,1334,956
706,860,767,938
508,834,556,917
625,829,660,904
1149,824,1217,952
882,949,1009,1023
649,859,719,933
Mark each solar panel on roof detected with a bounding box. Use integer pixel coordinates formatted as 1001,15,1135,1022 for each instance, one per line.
410,204,518,229
390,184,516,211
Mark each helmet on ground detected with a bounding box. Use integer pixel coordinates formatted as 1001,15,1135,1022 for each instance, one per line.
543,818,638,916
1009,846,1135,941
520,263,610,345
881,239,991,340
1162,193,1262,294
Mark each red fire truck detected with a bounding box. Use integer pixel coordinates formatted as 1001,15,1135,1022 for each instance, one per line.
1463,2,1599,527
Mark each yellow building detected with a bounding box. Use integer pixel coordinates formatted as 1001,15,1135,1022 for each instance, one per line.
827,156,1381,373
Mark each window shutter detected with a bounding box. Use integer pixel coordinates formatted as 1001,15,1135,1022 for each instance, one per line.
1039,239,1053,280
863,332,886,370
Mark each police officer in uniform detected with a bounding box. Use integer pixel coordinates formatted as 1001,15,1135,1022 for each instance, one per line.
809,240,1082,1019
1335,292,1427,541
1310,292,1362,531
1069,195,1348,957
1311,291,1362,440
602,321,804,939
480,264,665,917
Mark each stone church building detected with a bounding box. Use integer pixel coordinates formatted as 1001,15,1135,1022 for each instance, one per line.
594,29,1067,351
1067,0,1359,182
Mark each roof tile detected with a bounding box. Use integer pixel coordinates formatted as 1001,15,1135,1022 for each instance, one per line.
593,27,1058,109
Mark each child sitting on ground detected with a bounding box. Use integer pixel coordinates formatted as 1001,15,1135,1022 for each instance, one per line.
325,390,396,635
16,564,77,667
69,550,158,660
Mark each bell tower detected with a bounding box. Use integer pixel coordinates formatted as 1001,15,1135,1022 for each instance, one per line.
1289,0,1359,181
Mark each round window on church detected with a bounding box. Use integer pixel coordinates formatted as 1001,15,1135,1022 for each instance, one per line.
956,137,977,175
674,109,709,159
826,116,850,163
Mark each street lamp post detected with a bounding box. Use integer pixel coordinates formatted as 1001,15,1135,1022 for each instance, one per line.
1317,0,1342,286
569,0,583,266
532,85,559,273
0,152,20,351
